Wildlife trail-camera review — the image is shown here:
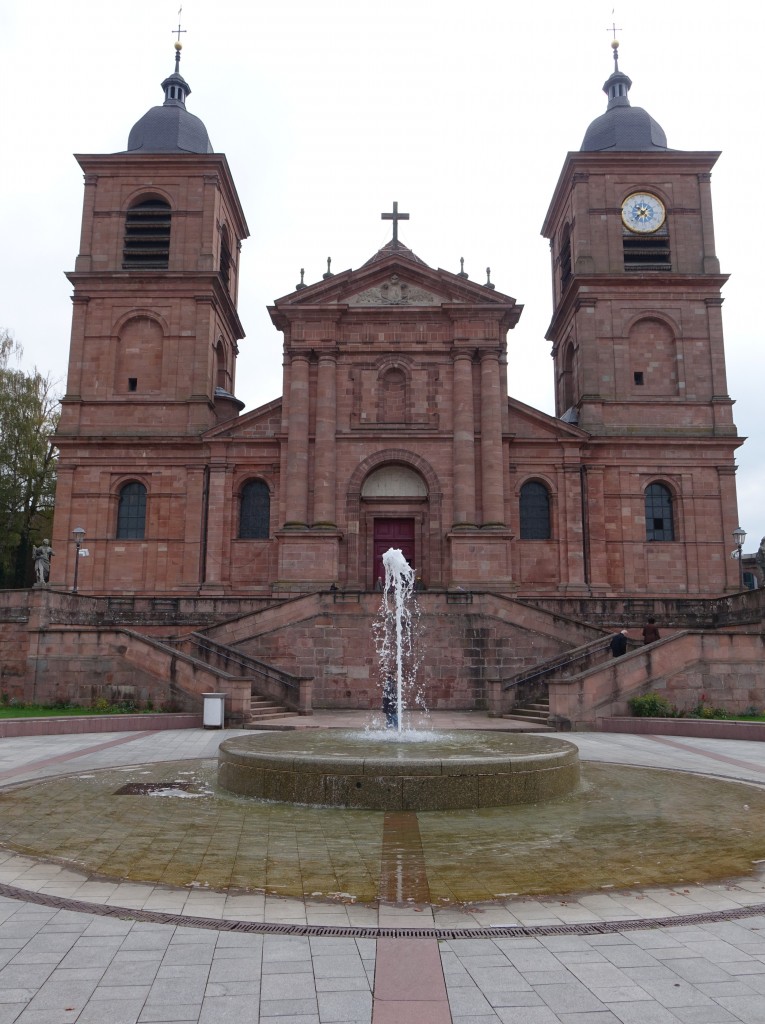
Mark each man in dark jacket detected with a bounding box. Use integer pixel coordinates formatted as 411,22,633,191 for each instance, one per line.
610,629,629,658
642,618,660,644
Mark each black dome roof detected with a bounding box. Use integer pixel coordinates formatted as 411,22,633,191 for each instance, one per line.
581,61,668,153
126,56,213,154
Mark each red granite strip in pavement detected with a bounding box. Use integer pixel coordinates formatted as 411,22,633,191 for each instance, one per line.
0,731,161,782
649,734,765,774
378,812,431,904
373,937,451,1024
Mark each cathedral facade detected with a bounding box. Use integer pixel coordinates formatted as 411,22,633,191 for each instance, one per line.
50,45,743,602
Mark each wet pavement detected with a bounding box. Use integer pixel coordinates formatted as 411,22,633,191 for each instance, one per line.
0,712,764,1022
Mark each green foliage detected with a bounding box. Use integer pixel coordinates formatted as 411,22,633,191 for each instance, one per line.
628,692,675,717
0,330,59,587
689,696,730,719
0,697,172,718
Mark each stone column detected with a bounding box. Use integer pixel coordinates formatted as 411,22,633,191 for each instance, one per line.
698,172,720,274
452,351,476,527
74,173,98,272
283,353,310,527
571,172,594,274
313,353,337,526
479,349,505,526
203,462,230,586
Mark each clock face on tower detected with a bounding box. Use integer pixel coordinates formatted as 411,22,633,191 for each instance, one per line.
621,192,666,233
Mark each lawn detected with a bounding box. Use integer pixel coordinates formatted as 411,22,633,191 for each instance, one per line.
0,704,156,718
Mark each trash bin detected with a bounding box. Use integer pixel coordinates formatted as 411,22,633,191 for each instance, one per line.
202,692,226,729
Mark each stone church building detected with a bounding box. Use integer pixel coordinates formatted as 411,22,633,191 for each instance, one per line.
23,41,757,724
50,43,742,602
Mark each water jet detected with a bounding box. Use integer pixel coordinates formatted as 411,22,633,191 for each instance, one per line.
218,548,580,809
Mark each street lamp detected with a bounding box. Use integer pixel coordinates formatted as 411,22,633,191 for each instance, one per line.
733,525,747,590
71,526,86,593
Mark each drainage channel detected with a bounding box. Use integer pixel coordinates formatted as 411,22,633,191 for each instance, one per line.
1,882,764,939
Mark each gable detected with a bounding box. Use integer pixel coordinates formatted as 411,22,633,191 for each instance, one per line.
508,396,586,441
206,397,282,439
270,243,520,319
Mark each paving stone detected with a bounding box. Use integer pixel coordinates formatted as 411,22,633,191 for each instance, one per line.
316,989,372,1020
198,994,260,1022
536,981,608,1013
495,1009,560,1023
261,972,316,1000
260,997,318,1016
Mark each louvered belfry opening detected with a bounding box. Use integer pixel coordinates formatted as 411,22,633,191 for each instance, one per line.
123,199,171,269
623,228,671,271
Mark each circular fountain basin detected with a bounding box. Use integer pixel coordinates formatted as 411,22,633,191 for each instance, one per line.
217,730,580,810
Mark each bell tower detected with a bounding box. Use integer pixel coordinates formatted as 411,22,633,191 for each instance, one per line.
540,41,743,596
58,41,248,440
542,41,734,442
52,42,249,593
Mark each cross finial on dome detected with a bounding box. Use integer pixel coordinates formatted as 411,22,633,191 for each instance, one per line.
172,11,187,73
607,16,622,70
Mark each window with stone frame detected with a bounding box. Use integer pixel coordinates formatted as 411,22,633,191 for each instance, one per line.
379,367,408,423
123,198,171,270
519,481,551,540
220,225,232,288
559,223,572,292
116,482,147,539
645,482,675,541
239,480,270,539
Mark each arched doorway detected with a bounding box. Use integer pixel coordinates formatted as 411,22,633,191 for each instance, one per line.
361,464,427,588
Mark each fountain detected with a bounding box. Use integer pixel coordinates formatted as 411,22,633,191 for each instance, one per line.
218,548,581,809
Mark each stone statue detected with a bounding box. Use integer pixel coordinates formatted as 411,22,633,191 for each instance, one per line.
756,537,765,586
33,539,53,585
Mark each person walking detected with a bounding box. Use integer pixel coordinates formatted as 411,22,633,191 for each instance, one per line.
609,629,629,658
382,675,398,729
642,617,660,644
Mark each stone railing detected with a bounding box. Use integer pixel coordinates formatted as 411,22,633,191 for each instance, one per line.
163,633,312,714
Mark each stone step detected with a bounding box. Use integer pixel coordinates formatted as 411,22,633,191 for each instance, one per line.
502,694,552,728
248,709,299,720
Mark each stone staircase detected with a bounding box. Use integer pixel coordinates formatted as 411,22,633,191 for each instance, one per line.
503,696,553,729
243,693,300,728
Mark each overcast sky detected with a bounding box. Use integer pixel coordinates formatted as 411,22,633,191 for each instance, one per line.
2,0,763,551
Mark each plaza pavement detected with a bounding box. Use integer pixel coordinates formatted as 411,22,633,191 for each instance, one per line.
0,714,765,1023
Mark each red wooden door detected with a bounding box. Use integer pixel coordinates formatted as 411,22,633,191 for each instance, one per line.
373,518,415,587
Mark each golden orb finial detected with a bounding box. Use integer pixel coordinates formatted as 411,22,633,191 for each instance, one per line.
611,39,619,50
175,41,183,51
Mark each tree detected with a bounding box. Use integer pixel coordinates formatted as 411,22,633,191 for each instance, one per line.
0,331,59,588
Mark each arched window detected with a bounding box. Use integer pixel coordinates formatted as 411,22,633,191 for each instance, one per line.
380,367,407,423
123,198,171,270
561,341,576,413
559,223,572,291
645,483,674,541
117,482,147,539
519,481,551,540
239,480,270,539
220,226,232,288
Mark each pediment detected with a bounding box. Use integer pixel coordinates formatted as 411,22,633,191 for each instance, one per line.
347,273,445,307
508,396,587,440
205,397,282,439
271,242,520,317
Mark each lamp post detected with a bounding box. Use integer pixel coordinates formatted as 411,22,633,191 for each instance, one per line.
71,526,86,593
733,525,747,590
